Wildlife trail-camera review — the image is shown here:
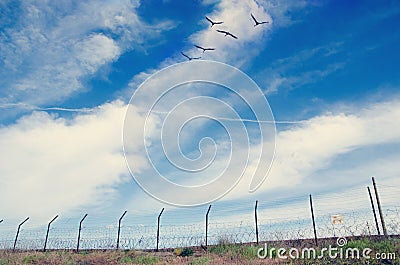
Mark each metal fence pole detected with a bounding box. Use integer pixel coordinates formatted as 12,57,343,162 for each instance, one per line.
366,221,371,236
367,186,381,235
13,217,29,251
43,215,58,252
255,200,259,244
117,210,127,250
76,213,88,252
156,208,164,251
372,177,388,238
205,205,212,248
309,194,318,246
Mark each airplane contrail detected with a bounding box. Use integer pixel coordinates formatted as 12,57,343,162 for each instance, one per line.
143,110,307,124
2,103,307,124
0,103,94,113
37,107,94,113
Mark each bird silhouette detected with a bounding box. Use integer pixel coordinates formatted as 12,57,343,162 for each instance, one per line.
181,52,201,61
216,30,238,39
194,45,215,53
251,13,269,26
205,16,223,27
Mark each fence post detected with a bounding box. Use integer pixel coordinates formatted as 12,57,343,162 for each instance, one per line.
205,205,211,248
254,200,259,244
367,186,381,235
76,213,88,252
372,177,388,238
117,210,127,250
43,215,58,252
156,208,164,251
366,221,371,236
13,217,29,251
309,194,318,246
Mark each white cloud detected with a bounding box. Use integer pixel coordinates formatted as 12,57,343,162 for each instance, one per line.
1,94,399,226
1,1,398,228
0,100,132,222
121,35,400,206
264,77,287,94
0,0,174,107
122,82,400,212
223,97,400,200
189,0,316,64
258,42,346,95
262,0,310,28
124,0,314,99
187,0,272,65
74,34,121,73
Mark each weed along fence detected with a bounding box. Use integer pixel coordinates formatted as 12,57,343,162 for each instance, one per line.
1,177,399,251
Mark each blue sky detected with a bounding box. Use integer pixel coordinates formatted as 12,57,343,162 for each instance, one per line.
1,0,400,230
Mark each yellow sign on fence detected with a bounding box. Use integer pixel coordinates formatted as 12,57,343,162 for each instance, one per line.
331,214,344,224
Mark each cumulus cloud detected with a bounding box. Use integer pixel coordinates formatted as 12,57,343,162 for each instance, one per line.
223,97,400,201
74,34,121,74
124,29,400,204
122,88,400,211
0,100,131,222
1,0,398,226
1,94,399,223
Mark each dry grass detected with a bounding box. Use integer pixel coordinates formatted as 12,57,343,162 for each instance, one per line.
0,237,398,264
0,249,281,265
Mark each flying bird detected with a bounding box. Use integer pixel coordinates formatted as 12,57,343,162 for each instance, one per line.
205,16,223,27
181,52,201,61
251,13,269,26
216,29,238,39
194,45,215,53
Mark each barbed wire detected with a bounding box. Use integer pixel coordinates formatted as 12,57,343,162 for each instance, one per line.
0,183,399,250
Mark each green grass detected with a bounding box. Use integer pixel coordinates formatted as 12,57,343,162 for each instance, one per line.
22,254,43,263
208,243,259,260
0,258,8,265
180,247,194,257
286,238,398,265
0,237,398,264
173,247,194,257
238,237,400,265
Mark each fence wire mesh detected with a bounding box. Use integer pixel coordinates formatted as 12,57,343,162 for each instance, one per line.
1,183,399,250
